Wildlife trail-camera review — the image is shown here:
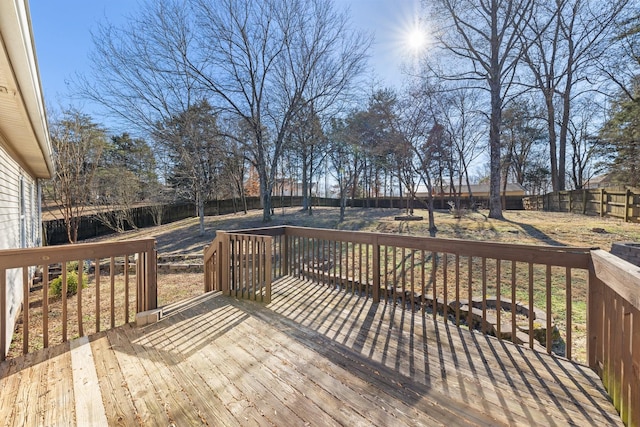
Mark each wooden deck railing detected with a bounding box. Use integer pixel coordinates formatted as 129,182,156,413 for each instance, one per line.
205,225,639,424
208,226,593,358
589,250,640,427
0,239,157,361
204,232,272,303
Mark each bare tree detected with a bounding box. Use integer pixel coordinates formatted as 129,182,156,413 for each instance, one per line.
46,110,107,243
153,101,222,235
186,0,370,221
429,0,535,219
500,99,546,187
286,102,327,215
433,86,485,210
327,118,361,222
521,0,630,191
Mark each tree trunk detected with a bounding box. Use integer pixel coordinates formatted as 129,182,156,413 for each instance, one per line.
339,186,347,222
488,82,504,219
545,93,559,191
488,4,503,220
198,197,205,236
301,153,309,211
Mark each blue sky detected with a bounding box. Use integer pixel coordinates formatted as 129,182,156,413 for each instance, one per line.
29,0,423,110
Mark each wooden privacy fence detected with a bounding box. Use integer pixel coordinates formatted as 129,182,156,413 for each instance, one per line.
0,239,157,361
524,187,640,223
43,197,340,245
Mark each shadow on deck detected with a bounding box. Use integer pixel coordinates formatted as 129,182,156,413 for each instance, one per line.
0,276,622,426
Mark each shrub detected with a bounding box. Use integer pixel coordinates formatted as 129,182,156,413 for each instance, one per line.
49,271,88,298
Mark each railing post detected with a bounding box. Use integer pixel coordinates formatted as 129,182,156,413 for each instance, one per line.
221,233,230,295
600,188,605,217
587,256,603,373
203,244,210,293
136,252,145,312
265,236,272,304
146,243,158,310
372,236,380,303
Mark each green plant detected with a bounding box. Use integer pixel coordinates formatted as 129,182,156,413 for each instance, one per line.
49,271,88,298
65,261,79,272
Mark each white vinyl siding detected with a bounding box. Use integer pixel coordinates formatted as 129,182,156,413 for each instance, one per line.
0,142,41,354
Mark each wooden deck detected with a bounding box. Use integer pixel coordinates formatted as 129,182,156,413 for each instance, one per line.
0,276,622,426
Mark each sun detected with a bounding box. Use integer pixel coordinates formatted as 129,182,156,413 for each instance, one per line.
405,26,428,52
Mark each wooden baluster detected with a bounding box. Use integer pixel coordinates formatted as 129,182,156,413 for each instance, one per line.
265,237,272,303
77,259,83,336
421,250,426,313
253,237,258,299
110,257,115,329
95,259,100,332
528,263,534,349
324,239,328,286
432,252,437,320
22,267,29,354
345,242,350,292
393,247,397,302
365,243,369,295
410,250,415,311
241,237,247,299
496,259,501,340
481,257,486,334
443,254,448,320
43,264,49,348
372,237,380,303
566,267,572,360
467,257,473,329
124,255,129,324
511,260,516,346
62,264,67,342
333,240,337,289
339,241,343,287
455,254,460,325
546,265,552,354
384,246,388,299
401,247,406,307
358,243,362,294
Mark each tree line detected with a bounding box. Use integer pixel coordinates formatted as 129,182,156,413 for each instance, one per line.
46,0,640,241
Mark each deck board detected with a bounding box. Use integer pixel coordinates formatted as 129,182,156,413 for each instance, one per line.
0,276,623,426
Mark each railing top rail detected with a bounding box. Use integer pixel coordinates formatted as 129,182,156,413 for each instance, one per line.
203,235,221,261
591,249,640,311
0,238,156,269
224,226,286,237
